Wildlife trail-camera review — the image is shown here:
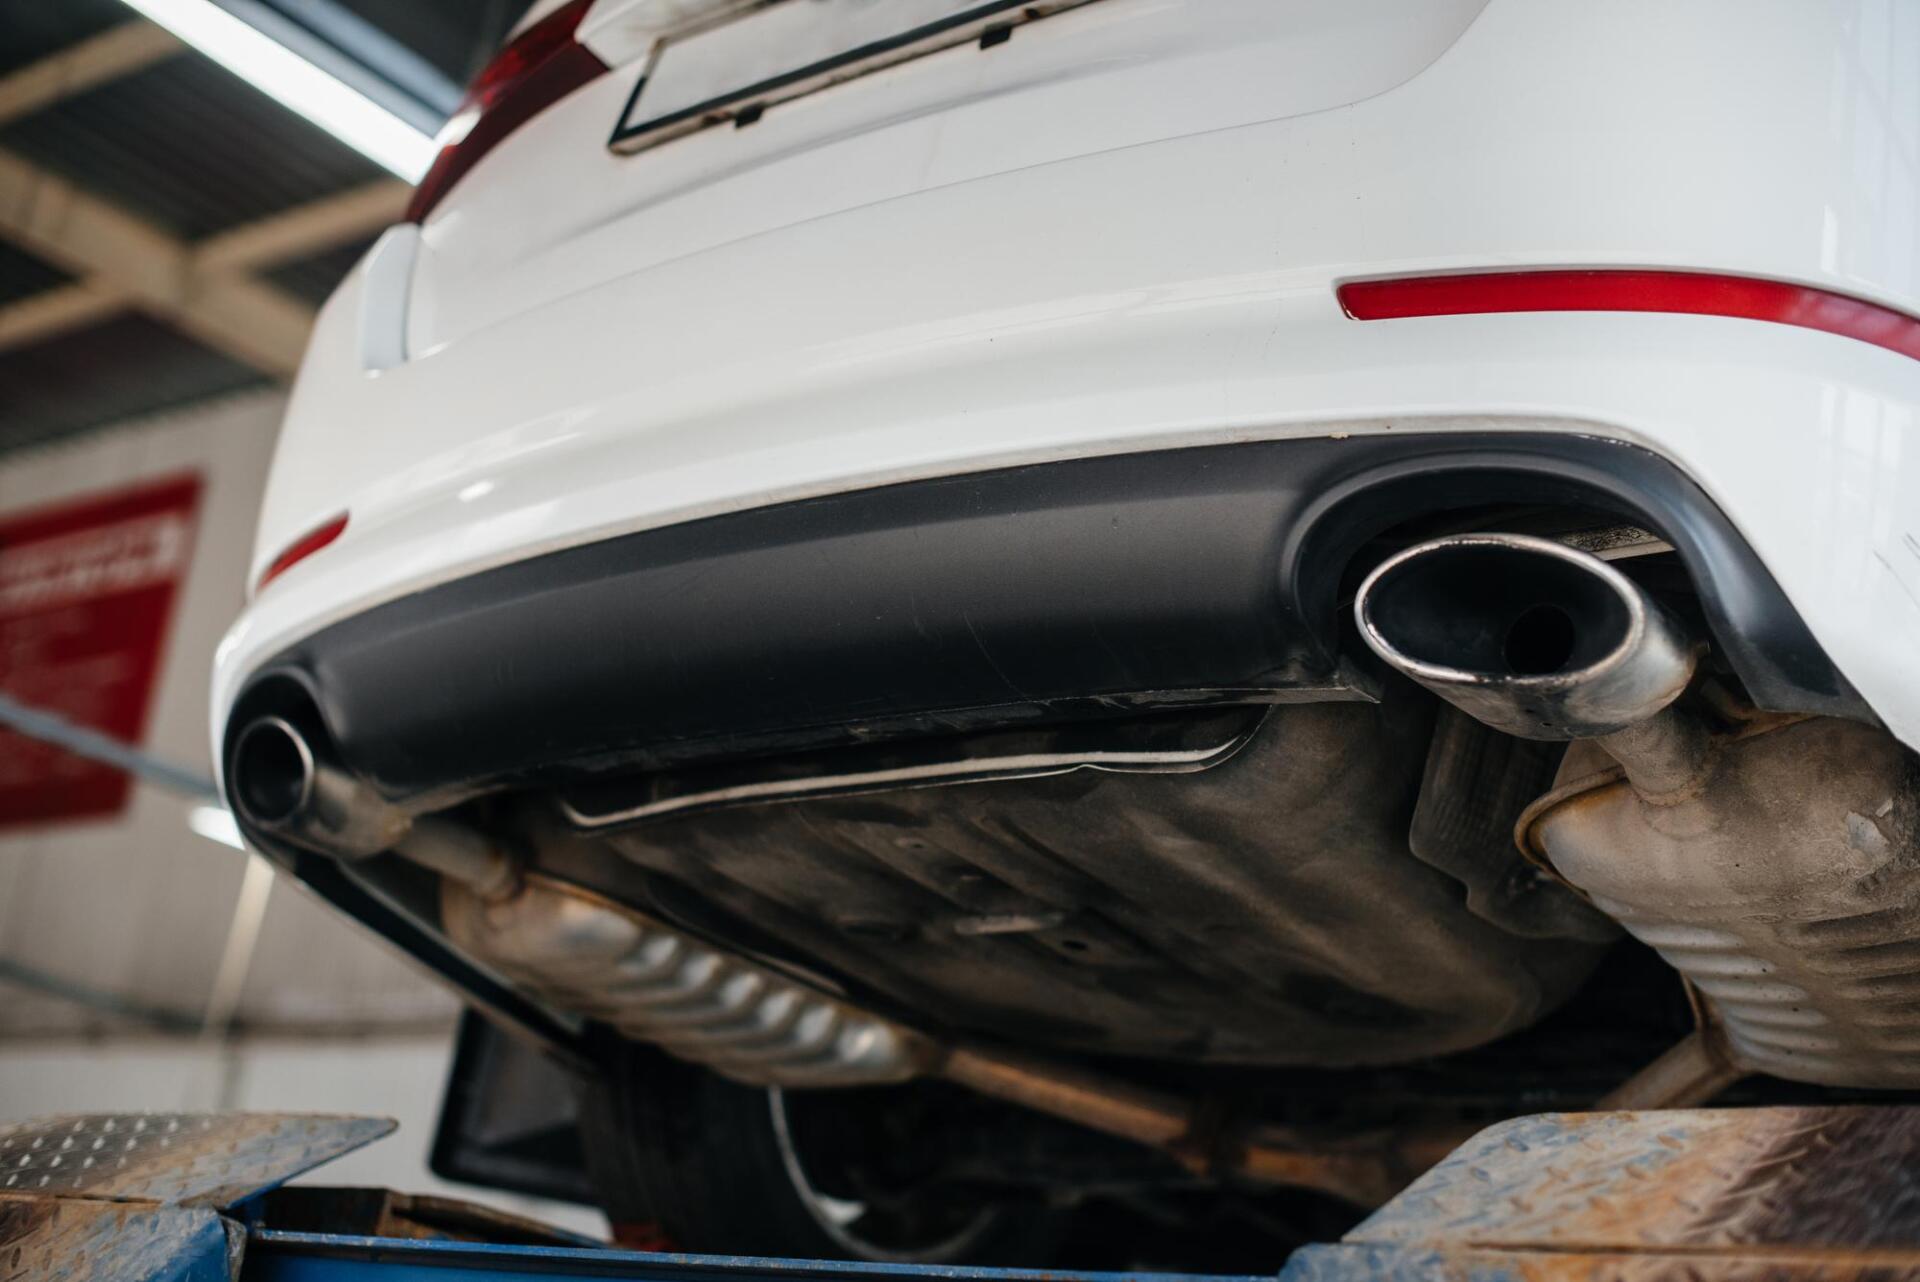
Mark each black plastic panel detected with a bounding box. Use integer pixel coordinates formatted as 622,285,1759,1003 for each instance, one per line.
231,432,1864,803
430,1009,597,1207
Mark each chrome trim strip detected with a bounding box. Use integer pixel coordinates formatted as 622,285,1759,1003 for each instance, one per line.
561,735,1247,829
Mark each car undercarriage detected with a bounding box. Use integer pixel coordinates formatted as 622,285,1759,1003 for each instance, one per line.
217,430,1920,1252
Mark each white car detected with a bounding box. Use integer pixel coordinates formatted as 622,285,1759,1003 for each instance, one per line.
216,0,1920,1261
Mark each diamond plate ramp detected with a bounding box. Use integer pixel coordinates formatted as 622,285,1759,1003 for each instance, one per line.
0,1113,393,1282
1281,1107,1920,1280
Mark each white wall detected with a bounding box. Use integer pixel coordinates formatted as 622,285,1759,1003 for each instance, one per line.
0,391,455,1037
0,395,606,1233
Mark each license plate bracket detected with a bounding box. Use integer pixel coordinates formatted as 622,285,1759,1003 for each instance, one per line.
609,0,1097,154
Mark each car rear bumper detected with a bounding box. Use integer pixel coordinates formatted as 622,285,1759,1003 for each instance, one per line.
220,283,1920,777
223,428,1870,803
216,0,1920,768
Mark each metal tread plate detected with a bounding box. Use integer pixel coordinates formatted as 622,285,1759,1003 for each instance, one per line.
1283,1107,1920,1280
10,1107,1920,1281
0,1199,235,1282
0,1113,395,1206
0,1113,394,1282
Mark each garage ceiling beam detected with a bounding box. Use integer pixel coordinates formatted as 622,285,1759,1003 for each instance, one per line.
0,148,317,376
193,179,408,272
0,20,183,128
0,280,126,349
0,282,130,349
0,18,412,370
0,178,405,356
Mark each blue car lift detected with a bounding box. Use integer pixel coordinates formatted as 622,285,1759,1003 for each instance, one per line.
7,1106,1919,1281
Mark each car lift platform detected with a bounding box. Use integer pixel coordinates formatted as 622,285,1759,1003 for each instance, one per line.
6,1106,1920,1281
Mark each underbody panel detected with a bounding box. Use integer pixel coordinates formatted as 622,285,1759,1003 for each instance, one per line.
593,696,1612,1067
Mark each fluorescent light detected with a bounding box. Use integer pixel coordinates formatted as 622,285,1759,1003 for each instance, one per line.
116,0,435,181
188,804,247,850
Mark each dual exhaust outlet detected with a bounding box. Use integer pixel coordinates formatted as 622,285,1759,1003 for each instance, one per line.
231,530,1703,940
232,532,1694,862
223,531,1734,1159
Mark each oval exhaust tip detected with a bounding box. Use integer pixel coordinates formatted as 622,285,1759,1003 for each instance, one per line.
1354,533,1697,741
230,716,317,830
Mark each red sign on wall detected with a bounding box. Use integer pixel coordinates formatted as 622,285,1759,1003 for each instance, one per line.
0,474,201,829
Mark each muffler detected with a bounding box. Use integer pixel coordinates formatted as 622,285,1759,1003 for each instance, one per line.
439,872,1443,1203
1357,533,1920,1091
231,718,1437,1198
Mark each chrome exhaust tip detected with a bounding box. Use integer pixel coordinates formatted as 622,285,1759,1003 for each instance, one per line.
229,714,411,857
229,713,515,895
1354,533,1698,740
229,715,318,832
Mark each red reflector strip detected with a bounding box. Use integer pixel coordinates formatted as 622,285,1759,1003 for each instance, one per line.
258,513,348,592
1337,270,1920,364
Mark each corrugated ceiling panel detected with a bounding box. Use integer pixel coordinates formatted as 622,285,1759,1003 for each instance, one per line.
0,56,384,240
0,0,130,75
0,313,266,452
0,240,70,305
0,3,517,447
329,0,523,87
263,235,373,306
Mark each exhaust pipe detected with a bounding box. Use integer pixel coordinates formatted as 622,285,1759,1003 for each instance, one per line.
229,716,517,898
1353,533,1699,742
240,724,1448,1192
1359,537,1920,1094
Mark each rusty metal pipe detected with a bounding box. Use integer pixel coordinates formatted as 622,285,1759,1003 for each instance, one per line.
937,1045,1427,1205
937,1046,1197,1149
1596,1026,1747,1110
439,867,1436,1203
236,722,1446,1201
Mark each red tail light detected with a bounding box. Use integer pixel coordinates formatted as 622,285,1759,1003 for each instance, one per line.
1337,270,1920,364
406,0,609,223
259,513,348,593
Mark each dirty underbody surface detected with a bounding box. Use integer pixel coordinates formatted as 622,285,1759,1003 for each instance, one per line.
554,694,1617,1069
